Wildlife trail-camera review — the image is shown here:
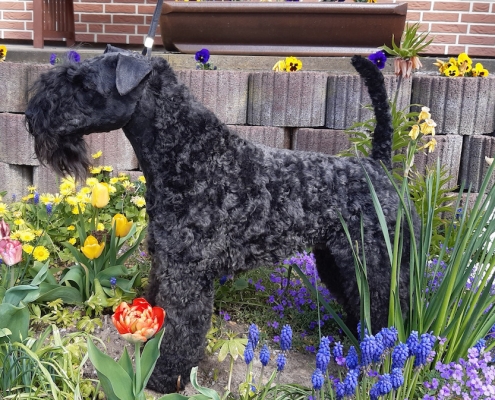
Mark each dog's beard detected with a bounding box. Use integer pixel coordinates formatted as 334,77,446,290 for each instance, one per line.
35,133,90,182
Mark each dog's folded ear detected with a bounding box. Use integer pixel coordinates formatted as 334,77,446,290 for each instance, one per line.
115,54,152,96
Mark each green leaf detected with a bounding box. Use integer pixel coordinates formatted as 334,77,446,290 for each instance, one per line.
190,366,221,400
3,285,40,306
0,303,29,343
139,328,165,391
87,338,134,400
233,277,249,291
118,347,134,379
36,283,83,304
218,342,229,362
96,264,127,281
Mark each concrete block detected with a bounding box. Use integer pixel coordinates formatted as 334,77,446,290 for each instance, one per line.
176,70,250,125
33,165,63,195
459,135,495,193
0,113,39,166
0,162,32,201
228,125,290,149
248,72,327,127
27,64,53,103
84,129,139,171
412,135,463,189
412,75,495,135
326,74,412,130
0,62,31,112
292,129,351,156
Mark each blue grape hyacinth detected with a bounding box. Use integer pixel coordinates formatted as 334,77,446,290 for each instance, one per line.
316,337,331,371
346,346,359,370
248,323,260,349
360,334,378,366
391,342,409,370
259,344,270,366
276,353,286,372
280,324,292,351
244,341,254,365
311,368,324,390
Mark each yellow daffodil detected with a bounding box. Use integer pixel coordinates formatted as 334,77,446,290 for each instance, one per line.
113,214,133,238
32,246,50,262
138,176,146,183
92,150,103,159
0,45,7,62
420,118,437,136
81,235,105,260
69,238,77,245
423,138,437,153
417,106,431,121
23,244,34,254
91,183,110,208
409,124,420,140
285,56,302,72
131,196,146,208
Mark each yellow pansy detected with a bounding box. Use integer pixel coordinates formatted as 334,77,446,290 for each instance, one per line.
433,59,449,74
0,45,7,62
409,125,420,140
444,65,460,77
81,235,105,259
32,246,50,262
472,63,489,77
92,150,103,159
113,214,133,238
457,52,472,65
91,183,110,208
285,56,302,72
138,176,146,184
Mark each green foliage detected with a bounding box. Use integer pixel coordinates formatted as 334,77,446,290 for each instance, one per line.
380,22,433,59
0,324,101,399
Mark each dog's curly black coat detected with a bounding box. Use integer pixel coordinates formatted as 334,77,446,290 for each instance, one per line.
26,49,418,394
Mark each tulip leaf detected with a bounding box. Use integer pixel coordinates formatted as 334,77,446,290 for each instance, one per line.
96,265,127,281
190,367,221,400
87,338,134,400
0,302,29,343
3,285,40,307
118,347,134,379
36,283,83,304
139,328,165,392
117,227,147,265
30,260,49,286
155,395,209,400
29,262,58,285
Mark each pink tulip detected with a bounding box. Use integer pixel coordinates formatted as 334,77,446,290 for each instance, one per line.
0,238,23,266
0,220,10,240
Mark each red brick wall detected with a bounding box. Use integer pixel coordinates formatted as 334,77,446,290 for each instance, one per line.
0,0,494,57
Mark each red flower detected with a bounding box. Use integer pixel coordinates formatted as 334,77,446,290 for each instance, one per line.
112,298,165,343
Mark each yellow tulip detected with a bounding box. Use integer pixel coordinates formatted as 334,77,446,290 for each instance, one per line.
81,235,105,259
91,183,110,208
112,213,133,238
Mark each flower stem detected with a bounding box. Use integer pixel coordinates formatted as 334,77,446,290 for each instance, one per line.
135,342,143,399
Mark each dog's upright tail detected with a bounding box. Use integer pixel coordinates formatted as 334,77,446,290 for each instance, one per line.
351,55,393,170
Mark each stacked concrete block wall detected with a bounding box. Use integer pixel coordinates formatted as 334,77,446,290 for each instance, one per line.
1,1,495,57
0,61,494,205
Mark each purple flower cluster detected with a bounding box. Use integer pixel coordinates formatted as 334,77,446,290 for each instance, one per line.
423,347,495,399
426,258,447,293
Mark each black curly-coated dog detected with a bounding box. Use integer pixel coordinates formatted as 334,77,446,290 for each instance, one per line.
25,47,417,394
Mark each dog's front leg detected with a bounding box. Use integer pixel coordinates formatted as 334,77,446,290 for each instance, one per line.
146,265,214,394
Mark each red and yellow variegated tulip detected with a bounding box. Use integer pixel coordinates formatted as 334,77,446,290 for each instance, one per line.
112,298,165,343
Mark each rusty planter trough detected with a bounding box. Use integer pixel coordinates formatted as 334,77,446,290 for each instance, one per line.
160,2,408,56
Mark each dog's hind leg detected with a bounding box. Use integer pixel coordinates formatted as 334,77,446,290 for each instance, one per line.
146,263,214,393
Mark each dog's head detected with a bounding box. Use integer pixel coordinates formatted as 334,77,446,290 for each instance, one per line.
25,49,152,181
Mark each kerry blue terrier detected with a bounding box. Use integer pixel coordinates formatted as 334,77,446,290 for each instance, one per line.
25,47,417,393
